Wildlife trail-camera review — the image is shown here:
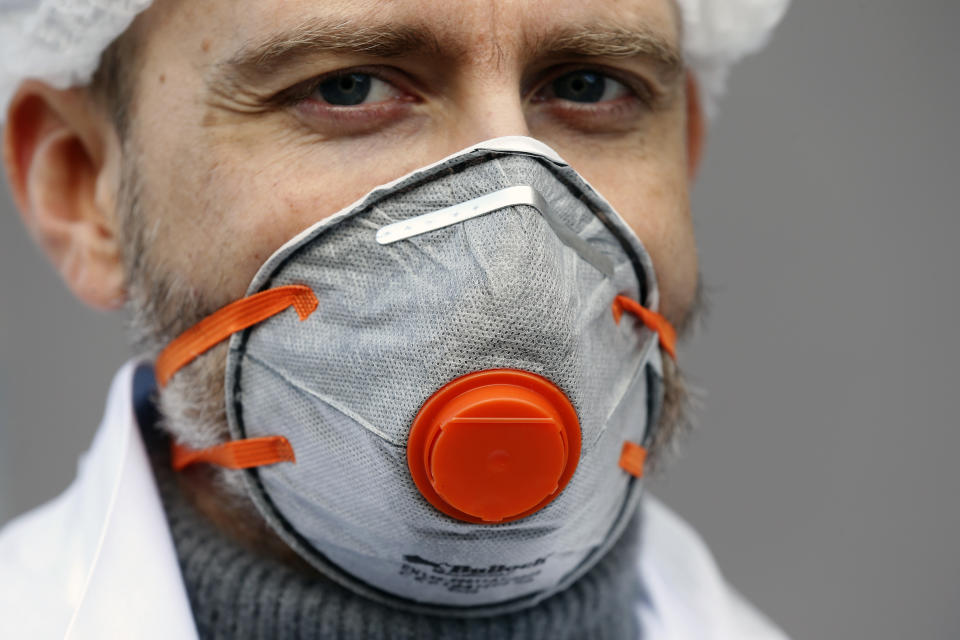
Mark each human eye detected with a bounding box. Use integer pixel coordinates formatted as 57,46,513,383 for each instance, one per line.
277,68,421,136
528,67,655,133
542,69,631,104
311,72,402,106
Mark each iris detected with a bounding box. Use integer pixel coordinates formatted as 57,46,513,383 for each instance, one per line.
318,73,373,106
551,71,606,103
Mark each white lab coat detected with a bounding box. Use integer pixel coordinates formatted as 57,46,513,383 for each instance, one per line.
0,361,788,639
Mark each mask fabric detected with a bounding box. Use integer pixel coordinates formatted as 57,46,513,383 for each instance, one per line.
168,137,669,617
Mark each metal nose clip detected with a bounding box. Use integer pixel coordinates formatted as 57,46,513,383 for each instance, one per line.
375,185,614,277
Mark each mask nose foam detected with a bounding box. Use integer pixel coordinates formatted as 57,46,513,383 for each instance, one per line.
406,368,582,524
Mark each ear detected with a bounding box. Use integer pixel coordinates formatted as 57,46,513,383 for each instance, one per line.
3,81,125,310
685,72,706,182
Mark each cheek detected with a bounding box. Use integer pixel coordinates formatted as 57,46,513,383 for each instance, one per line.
641,190,698,327
572,153,698,325
138,136,441,301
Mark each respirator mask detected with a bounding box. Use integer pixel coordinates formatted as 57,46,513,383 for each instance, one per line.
155,136,676,617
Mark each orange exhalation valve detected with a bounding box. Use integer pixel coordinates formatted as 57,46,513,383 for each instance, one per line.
407,369,581,524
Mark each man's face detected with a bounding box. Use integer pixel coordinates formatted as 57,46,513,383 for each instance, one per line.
124,0,698,328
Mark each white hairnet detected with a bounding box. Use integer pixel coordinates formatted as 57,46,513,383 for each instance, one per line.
679,0,790,118
0,0,789,121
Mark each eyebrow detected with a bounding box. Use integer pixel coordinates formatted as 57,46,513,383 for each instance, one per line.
528,24,684,83
213,18,449,95
211,16,683,99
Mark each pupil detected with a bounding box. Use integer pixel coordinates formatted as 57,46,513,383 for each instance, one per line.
553,71,605,103
319,73,372,106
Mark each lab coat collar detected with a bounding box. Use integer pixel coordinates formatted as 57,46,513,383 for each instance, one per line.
63,360,197,638
0,360,198,640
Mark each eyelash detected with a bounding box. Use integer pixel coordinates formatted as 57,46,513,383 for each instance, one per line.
275,65,654,108
535,65,657,108
270,67,408,107
269,65,661,141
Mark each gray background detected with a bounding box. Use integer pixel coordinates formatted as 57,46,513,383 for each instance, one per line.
1,1,958,637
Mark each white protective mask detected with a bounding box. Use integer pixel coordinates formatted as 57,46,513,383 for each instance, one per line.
156,136,676,617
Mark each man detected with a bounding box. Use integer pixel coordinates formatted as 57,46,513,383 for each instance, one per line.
0,0,789,637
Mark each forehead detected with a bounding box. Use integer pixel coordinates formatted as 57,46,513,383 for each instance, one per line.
145,0,680,61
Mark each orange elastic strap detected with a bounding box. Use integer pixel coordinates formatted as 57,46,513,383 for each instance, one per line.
619,441,647,478
158,284,316,472
155,284,318,388
171,435,296,471
611,295,677,360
